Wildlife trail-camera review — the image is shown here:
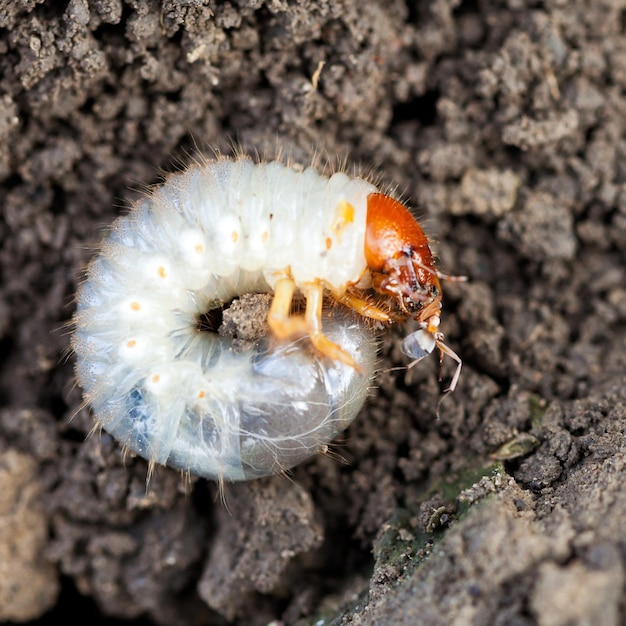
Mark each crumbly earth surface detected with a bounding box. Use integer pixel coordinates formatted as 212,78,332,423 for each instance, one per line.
1,1,625,624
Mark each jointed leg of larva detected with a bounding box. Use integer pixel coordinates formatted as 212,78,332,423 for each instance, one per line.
268,277,309,338
268,277,358,370
303,282,359,370
333,292,394,323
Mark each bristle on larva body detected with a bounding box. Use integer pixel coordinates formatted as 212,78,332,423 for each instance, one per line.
71,156,380,482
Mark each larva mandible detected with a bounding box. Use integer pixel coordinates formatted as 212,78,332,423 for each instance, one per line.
71,154,462,483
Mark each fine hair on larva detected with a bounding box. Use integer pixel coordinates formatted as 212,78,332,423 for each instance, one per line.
71,152,383,484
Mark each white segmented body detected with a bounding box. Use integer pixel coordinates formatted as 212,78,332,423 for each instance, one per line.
72,156,380,482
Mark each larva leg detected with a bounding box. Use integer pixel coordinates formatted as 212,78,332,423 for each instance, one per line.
268,276,309,338
303,282,359,370
268,278,358,369
333,292,394,323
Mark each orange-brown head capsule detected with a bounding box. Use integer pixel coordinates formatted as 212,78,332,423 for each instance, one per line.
365,193,442,322
364,193,462,391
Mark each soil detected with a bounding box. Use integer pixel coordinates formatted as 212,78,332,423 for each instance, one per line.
1,1,625,625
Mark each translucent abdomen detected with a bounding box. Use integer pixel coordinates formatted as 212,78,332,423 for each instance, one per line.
78,308,376,481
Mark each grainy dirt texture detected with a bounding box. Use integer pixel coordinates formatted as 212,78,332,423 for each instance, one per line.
1,1,625,625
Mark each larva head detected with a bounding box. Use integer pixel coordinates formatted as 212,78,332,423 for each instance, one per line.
365,193,462,391
365,193,442,329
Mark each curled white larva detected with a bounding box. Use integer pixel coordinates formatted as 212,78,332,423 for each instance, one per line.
72,155,381,482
